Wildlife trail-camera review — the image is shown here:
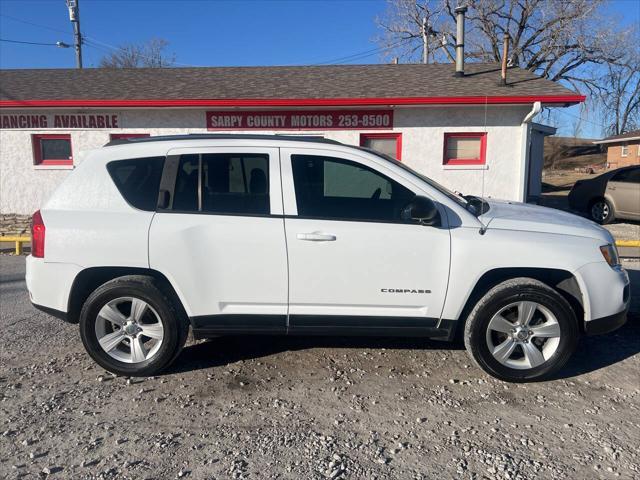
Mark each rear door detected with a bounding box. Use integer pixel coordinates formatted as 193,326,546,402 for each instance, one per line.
149,146,288,334
280,147,451,335
608,167,640,219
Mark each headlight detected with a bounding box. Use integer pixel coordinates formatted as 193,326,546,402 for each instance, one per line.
600,244,620,267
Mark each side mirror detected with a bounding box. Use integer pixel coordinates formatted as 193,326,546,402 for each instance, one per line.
401,195,440,226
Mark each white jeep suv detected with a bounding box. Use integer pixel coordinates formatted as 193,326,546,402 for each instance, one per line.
26,135,629,382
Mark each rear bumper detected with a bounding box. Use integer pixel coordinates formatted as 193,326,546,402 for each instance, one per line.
26,255,81,316
32,303,69,322
584,306,629,336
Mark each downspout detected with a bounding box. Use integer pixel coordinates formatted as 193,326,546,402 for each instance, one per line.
518,101,542,202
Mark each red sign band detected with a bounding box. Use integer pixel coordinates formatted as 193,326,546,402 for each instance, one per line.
206,109,394,131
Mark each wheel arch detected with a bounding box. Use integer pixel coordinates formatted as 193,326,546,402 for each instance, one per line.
454,267,585,339
66,266,188,324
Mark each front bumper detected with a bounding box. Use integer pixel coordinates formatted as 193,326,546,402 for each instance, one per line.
584,305,629,335
575,262,629,322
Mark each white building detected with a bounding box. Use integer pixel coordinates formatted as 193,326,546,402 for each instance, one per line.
0,64,583,215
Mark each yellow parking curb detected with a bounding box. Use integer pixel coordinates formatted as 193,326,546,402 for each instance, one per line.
0,235,30,255
616,240,640,248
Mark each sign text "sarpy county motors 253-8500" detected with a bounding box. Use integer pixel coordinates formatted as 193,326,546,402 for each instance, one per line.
207,110,393,130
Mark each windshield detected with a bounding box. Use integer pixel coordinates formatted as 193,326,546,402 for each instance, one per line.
358,147,481,213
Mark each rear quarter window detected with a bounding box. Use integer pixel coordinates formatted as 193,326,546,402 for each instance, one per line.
107,157,165,211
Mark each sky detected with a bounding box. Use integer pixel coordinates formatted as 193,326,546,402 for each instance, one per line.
0,0,639,137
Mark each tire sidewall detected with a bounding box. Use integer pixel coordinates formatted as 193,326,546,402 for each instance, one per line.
80,281,182,376
467,285,578,382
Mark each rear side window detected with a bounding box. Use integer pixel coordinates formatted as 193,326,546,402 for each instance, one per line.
172,153,270,215
107,157,165,211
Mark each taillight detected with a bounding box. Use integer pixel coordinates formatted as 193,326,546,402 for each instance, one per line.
31,210,45,258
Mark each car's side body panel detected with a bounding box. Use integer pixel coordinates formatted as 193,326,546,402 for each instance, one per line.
279,146,452,322
444,226,620,323
606,179,640,220
148,146,288,319
40,149,158,269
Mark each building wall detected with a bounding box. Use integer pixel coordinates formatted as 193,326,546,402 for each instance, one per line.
606,141,640,169
0,105,530,214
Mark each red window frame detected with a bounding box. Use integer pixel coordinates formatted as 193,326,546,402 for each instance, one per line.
359,132,402,161
443,132,487,166
32,134,73,166
109,133,151,140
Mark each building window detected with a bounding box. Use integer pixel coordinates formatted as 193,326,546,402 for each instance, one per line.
360,133,402,160
32,134,73,166
110,133,151,140
620,143,629,157
443,132,487,166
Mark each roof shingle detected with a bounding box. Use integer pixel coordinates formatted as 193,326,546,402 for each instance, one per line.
0,63,581,104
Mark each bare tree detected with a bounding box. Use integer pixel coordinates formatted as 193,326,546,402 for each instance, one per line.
597,60,640,135
99,38,176,68
377,0,633,93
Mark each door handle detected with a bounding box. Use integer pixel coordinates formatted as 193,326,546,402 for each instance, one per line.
296,232,337,242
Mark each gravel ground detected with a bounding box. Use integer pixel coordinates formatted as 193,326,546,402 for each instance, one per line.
1,255,639,480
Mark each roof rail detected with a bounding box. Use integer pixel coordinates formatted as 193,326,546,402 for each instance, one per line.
104,133,344,147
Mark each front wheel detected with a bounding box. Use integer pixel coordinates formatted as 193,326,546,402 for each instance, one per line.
79,276,189,377
464,278,579,382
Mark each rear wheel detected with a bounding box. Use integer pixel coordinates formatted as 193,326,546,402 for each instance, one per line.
589,198,614,224
79,276,189,377
464,278,579,382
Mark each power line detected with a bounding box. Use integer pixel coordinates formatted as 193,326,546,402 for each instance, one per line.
312,37,414,66
0,13,71,36
0,38,68,47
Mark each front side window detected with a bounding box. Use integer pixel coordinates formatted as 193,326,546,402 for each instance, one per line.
443,132,487,165
611,167,640,184
172,153,270,215
107,157,165,211
291,154,415,222
32,134,73,166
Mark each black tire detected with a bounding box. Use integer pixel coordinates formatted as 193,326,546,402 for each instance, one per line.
79,275,189,377
589,197,615,224
464,278,579,382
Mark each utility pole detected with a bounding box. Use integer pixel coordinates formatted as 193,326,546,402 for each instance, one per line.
421,16,428,64
66,0,82,68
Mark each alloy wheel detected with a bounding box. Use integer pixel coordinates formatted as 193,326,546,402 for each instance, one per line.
485,301,561,370
95,297,164,364
591,201,609,222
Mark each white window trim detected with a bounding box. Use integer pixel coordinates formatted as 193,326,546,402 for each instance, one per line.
620,142,629,157
443,164,489,171
34,165,75,171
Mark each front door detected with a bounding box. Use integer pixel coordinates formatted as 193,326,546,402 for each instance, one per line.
149,146,288,334
280,147,451,335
